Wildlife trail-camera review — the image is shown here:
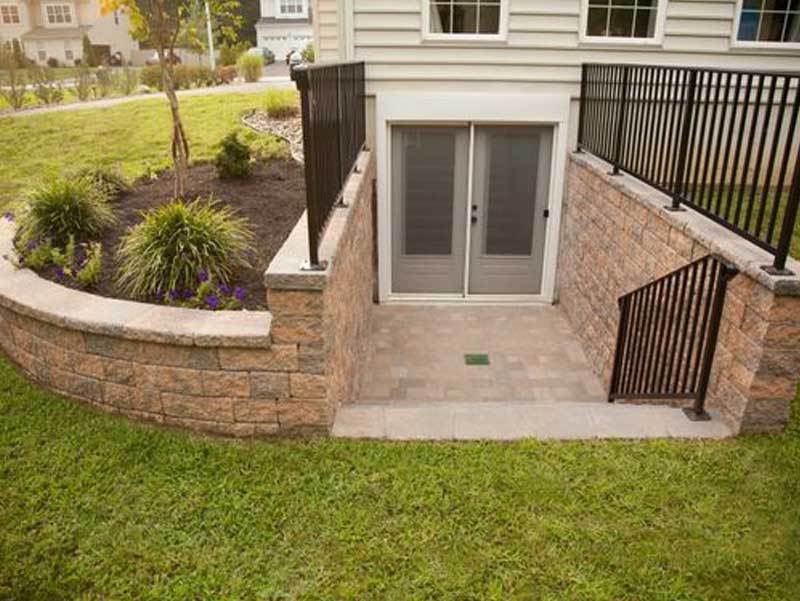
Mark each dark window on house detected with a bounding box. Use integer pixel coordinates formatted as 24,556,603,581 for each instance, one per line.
586,0,659,38
429,0,502,35
1,4,20,24
737,0,800,43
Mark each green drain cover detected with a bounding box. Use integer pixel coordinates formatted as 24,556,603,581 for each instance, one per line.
464,353,490,366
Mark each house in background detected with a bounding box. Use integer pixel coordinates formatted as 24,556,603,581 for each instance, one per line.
0,0,138,66
256,0,313,60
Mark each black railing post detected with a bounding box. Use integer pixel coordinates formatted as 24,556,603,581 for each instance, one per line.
608,295,629,402
292,65,322,269
669,69,698,212
765,162,800,275
335,64,345,206
611,65,630,175
685,257,738,421
577,64,587,152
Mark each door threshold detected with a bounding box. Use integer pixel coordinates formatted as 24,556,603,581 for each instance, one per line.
381,295,554,306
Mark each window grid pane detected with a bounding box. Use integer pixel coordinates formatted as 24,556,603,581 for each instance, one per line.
737,1,800,41
585,0,658,38
429,1,501,35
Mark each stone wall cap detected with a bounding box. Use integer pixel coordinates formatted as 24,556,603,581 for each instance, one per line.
0,222,272,348
264,148,373,291
571,152,800,296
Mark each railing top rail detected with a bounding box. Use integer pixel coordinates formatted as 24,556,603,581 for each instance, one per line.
291,61,365,76
619,254,738,302
583,62,800,78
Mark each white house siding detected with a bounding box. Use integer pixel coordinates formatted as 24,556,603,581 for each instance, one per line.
343,0,800,146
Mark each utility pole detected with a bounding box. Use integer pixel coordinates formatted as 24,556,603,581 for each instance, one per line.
205,1,216,71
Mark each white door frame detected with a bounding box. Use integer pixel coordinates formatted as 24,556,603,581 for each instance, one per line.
375,92,571,304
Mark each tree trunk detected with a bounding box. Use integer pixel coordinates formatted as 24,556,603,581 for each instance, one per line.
159,54,190,198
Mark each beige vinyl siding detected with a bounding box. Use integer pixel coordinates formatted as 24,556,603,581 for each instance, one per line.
314,0,341,61
351,0,800,99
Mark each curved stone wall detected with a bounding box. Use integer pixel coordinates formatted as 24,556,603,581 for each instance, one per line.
0,149,375,438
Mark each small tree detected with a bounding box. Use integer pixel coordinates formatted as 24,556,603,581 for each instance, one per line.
0,42,27,110
82,34,98,67
101,0,240,197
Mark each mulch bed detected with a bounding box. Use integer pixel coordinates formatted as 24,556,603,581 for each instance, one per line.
34,159,306,311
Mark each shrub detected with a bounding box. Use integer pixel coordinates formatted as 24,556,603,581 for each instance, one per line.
265,89,299,119
0,44,27,110
75,242,103,287
18,177,115,246
115,198,254,299
139,65,162,90
114,65,139,95
75,67,93,101
214,132,253,179
46,57,60,68
219,41,249,66
236,53,263,83
301,42,315,64
93,67,112,98
76,166,131,200
31,67,64,105
192,65,215,87
215,65,237,84
82,34,98,67
15,235,104,289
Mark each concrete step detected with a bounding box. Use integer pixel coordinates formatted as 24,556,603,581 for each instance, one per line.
332,400,733,441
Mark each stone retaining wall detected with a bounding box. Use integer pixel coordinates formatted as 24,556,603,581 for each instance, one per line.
0,149,375,438
559,152,800,434
266,149,375,433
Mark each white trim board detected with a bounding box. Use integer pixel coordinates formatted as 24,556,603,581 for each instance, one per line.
375,92,571,305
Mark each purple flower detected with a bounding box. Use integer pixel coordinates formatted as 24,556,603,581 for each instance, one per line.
26,239,38,250
198,270,209,283
206,294,220,310
169,289,181,301
218,283,231,296
155,289,165,302
3,212,14,222
182,289,193,299
53,267,65,280
234,287,245,302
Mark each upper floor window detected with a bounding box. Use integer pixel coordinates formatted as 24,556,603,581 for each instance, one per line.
424,1,508,39
45,3,72,25
583,0,664,40
736,0,800,44
278,0,304,16
0,4,20,24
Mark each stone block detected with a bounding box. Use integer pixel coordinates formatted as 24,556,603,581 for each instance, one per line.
162,393,234,422
202,371,251,397
71,352,106,380
134,364,204,395
250,372,290,399
163,416,253,438
139,342,219,369
233,399,279,423
290,373,327,399
103,359,136,385
270,316,324,345
50,366,103,402
104,382,162,413
277,399,334,431
218,345,298,371
298,344,326,375
267,289,324,316
85,333,142,360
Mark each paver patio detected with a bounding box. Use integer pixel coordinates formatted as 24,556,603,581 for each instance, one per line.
358,304,607,404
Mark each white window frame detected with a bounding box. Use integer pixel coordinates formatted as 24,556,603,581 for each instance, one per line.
276,0,307,19
0,3,21,25
421,0,510,43
731,0,800,50
42,2,73,27
579,0,668,46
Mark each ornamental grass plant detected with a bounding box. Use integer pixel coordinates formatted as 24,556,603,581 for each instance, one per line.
115,198,254,299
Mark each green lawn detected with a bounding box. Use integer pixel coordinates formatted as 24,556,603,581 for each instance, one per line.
0,356,798,599
0,92,286,210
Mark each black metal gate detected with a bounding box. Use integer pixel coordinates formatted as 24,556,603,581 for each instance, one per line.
608,255,738,420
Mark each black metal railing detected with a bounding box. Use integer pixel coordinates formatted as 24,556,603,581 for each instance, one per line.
292,61,366,268
578,63,800,274
608,255,738,421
